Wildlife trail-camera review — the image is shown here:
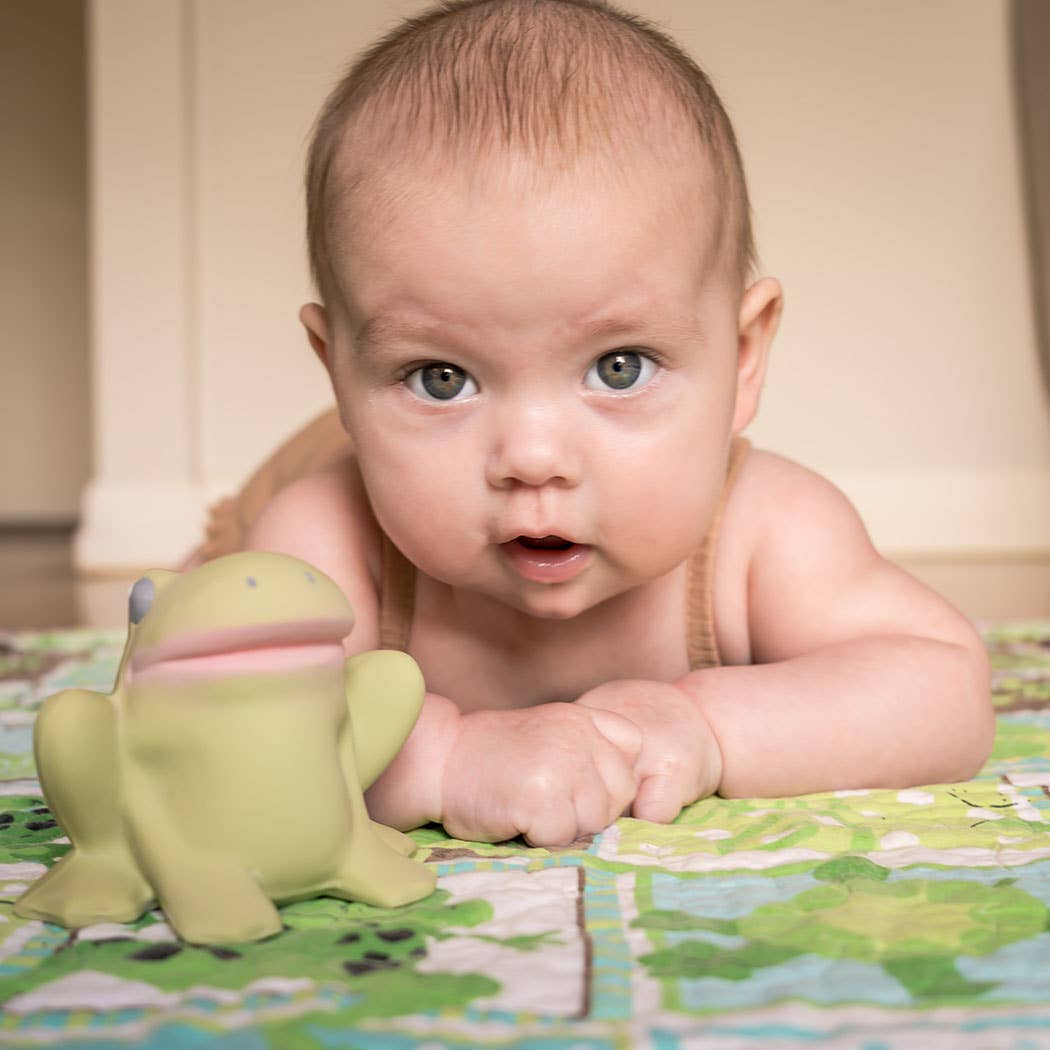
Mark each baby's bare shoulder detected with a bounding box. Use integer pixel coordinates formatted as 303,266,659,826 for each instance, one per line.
713,448,843,661
728,446,858,534
245,456,384,651
720,446,979,663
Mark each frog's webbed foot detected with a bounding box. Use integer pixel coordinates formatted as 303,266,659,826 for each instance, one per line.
14,848,153,927
370,820,417,857
152,858,282,945
328,826,435,909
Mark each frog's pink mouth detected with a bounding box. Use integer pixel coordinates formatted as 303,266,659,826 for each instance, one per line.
128,618,354,685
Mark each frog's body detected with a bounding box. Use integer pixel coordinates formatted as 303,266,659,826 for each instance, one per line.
14,552,435,944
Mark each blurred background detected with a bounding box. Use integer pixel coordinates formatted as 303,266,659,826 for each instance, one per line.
1,0,1048,628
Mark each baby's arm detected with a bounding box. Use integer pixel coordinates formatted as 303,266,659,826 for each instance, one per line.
688,453,992,797
245,467,640,846
584,452,993,807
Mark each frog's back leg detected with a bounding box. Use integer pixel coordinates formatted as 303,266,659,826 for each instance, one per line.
14,689,153,927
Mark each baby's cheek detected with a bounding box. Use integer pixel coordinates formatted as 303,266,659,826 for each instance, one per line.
606,469,719,565
365,464,480,570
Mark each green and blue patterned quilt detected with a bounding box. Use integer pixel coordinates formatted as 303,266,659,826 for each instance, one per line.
0,623,1048,1048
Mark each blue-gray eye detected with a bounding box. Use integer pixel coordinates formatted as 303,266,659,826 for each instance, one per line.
406,363,478,402
585,350,657,392
128,577,155,624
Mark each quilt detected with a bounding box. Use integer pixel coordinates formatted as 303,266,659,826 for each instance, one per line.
0,622,1048,1048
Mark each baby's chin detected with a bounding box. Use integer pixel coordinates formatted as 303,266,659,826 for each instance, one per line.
497,566,637,623
502,585,599,622
422,558,602,621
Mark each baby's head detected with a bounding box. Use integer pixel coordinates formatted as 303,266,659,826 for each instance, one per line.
306,0,755,310
299,0,782,619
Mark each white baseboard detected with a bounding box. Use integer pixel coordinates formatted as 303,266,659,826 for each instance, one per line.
71,467,1050,571
73,478,211,572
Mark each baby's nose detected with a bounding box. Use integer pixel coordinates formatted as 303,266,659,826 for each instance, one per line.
485,399,581,489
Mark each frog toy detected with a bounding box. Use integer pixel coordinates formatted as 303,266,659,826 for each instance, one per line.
14,551,436,944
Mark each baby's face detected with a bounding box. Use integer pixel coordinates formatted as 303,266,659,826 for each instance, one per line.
315,153,768,619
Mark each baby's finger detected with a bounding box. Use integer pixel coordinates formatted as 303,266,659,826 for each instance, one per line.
592,735,641,820
631,772,687,825
571,774,625,838
521,803,579,848
587,708,643,767
443,810,508,844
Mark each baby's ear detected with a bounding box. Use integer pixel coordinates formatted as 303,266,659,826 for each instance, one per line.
732,277,783,433
300,303,331,372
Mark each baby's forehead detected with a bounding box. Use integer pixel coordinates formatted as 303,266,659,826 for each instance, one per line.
329,148,733,360
330,131,727,298
340,129,710,210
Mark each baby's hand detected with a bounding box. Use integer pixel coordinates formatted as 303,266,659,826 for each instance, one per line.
577,679,723,823
439,703,642,847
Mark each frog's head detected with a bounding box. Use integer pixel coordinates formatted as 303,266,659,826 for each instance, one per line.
118,552,355,686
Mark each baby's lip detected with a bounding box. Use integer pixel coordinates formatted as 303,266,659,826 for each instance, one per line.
496,528,583,547
499,537,593,584
515,535,576,550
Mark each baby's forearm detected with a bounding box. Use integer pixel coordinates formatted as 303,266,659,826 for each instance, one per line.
680,634,993,798
364,691,462,830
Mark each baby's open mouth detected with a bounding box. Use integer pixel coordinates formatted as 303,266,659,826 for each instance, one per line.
516,535,575,551
500,535,592,584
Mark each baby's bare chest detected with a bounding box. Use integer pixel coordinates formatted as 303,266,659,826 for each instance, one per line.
406,575,695,712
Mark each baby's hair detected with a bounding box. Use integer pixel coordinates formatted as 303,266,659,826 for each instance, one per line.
306,0,755,306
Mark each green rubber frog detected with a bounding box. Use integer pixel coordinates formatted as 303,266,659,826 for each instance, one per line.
14,551,436,944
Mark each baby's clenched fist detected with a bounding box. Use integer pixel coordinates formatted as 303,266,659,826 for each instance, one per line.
577,678,723,823
439,701,642,846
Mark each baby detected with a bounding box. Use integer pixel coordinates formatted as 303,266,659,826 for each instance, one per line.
195,0,993,846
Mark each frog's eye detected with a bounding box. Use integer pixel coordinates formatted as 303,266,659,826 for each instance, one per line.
128,577,155,624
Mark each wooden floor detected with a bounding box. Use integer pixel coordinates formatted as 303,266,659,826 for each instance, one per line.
1,528,1048,630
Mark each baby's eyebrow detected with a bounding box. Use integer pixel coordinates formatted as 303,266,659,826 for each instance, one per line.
566,313,703,348
352,312,699,355
352,316,443,355
570,315,656,342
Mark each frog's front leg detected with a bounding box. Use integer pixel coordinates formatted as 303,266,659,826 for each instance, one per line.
14,689,153,927
340,650,427,855
333,651,434,905
342,649,425,791
123,775,282,945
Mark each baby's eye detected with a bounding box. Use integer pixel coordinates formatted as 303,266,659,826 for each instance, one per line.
584,349,657,392
405,362,478,402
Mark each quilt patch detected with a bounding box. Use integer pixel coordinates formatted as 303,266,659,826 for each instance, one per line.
0,622,1048,1048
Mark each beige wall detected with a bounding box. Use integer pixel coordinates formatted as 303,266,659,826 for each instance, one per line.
77,0,1050,568
0,1,89,521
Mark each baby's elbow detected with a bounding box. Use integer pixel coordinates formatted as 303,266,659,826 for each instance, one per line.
946,624,995,781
